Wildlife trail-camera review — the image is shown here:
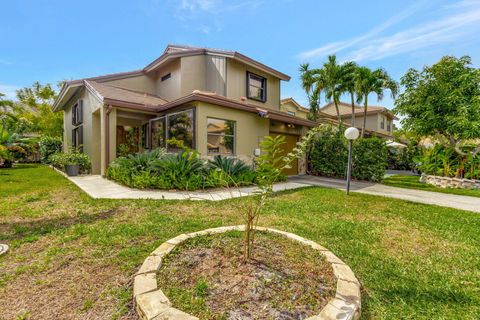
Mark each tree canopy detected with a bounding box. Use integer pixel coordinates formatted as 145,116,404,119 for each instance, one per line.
394,55,480,155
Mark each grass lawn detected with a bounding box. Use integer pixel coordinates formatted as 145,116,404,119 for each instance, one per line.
383,174,480,198
1,164,479,320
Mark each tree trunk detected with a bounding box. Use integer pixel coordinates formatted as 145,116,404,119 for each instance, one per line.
333,100,342,127
361,95,368,138
350,92,355,127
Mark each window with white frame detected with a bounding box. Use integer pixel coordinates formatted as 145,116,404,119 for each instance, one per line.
149,109,194,152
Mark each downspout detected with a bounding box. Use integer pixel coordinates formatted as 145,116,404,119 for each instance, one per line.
105,104,113,169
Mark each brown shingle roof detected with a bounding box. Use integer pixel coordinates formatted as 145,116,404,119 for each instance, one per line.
85,81,168,110
320,101,397,119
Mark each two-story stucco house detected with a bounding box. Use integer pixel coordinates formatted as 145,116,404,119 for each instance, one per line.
318,101,397,138
53,45,315,176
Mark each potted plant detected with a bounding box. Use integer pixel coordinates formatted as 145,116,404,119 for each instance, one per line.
49,148,91,176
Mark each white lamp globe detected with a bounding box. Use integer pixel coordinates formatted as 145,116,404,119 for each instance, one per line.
344,127,360,140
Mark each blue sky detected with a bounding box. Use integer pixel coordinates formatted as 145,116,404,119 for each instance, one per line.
1,0,480,109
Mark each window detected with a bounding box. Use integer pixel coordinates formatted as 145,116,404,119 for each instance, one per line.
207,118,235,155
72,100,83,125
150,117,166,149
387,120,391,132
71,100,83,151
72,125,83,150
287,111,295,116
141,123,149,148
380,116,385,129
149,109,195,152
161,73,171,82
246,72,267,102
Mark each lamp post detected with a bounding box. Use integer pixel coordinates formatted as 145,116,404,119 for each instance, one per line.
344,127,359,195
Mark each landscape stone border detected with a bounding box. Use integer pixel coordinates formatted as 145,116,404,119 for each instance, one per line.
0,244,9,256
420,174,480,189
134,226,361,320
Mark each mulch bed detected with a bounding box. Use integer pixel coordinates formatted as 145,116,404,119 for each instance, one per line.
157,231,336,320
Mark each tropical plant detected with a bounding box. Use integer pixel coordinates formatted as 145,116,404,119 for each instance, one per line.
340,61,359,126
299,63,323,121
394,55,480,157
38,136,62,163
322,55,345,125
355,67,398,137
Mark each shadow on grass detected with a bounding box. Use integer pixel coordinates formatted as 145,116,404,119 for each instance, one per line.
0,208,118,243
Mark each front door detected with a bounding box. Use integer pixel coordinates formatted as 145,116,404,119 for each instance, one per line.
270,133,298,175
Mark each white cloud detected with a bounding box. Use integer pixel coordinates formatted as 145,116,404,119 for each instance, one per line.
298,0,431,60
0,84,20,100
298,0,480,62
345,3,480,62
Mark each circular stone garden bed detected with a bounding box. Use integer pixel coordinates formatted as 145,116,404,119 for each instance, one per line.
134,226,361,320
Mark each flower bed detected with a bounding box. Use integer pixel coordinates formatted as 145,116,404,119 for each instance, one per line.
134,226,361,320
420,174,480,189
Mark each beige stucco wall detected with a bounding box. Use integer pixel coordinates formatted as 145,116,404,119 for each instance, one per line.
106,74,156,95
155,59,181,101
180,55,207,96
63,88,102,174
195,101,270,164
226,58,280,111
280,101,309,119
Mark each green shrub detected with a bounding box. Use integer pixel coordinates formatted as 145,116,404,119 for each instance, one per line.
49,150,91,173
352,138,387,182
106,151,257,190
39,136,62,163
309,125,348,178
0,145,13,168
308,124,387,182
207,155,256,186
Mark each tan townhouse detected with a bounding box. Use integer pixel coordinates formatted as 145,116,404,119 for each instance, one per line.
53,45,315,176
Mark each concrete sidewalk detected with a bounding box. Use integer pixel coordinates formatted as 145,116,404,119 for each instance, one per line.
66,173,480,212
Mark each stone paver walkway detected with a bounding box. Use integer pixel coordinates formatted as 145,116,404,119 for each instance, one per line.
66,173,480,212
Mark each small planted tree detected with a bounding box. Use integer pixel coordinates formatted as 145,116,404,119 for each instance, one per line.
240,126,324,260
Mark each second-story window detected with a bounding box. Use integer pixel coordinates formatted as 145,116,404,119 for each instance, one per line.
287,111,295,116
161,73,171,81
247,72,267,102
387,120,391,132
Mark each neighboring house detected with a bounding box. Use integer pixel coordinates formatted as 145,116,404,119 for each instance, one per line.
53,45,315,176
319,101,397,138
280,98,310,119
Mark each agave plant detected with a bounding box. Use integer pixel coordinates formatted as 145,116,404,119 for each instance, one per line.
124,148,167,172
208,155,252,177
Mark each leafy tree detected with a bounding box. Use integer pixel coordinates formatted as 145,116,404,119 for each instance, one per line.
340,61,359,126
394,55,480,156
322,55,345,124
15,82,63,137
355,67,398,137
299,63,323,121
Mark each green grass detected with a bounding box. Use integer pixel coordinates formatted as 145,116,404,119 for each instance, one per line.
0,164,479,319
383,174,480,198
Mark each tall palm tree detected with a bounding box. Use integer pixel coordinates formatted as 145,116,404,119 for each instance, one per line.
299,63,324,121
340,61,359,126
355,67,398,137
322,55,344,125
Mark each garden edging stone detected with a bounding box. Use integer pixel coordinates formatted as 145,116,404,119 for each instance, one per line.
0,244,9,256
134,225,361,320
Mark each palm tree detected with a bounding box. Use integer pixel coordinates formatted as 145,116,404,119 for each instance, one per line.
340,61,359,126
355,67,398,137
299,63,323,121
322,55,344,125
